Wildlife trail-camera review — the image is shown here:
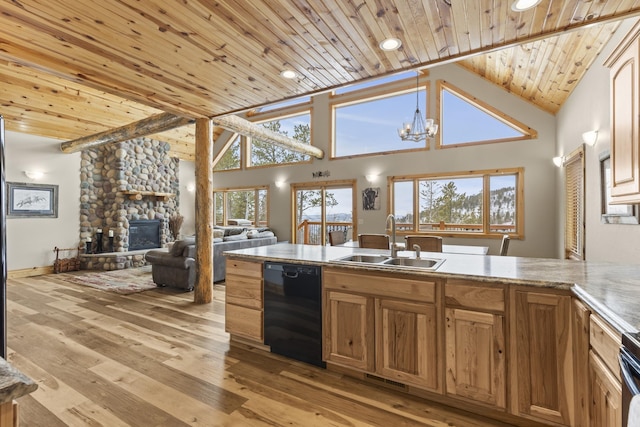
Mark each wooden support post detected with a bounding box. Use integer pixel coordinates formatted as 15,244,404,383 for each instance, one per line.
194,118,213,304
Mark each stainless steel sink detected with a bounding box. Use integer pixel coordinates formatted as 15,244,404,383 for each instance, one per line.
382,257,444,269
333,254,391,264
331,254,444,271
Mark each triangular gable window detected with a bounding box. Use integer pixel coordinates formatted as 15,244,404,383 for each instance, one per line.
438,81,536,148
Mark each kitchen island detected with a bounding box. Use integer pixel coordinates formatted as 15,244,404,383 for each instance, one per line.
224,243,635,427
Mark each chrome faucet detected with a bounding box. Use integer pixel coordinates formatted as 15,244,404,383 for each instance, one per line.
413,244,421,259
386,214,401,257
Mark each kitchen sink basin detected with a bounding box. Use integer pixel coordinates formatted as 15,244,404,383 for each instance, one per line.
331,254,444,271
334,254,391,264
382,257,444,269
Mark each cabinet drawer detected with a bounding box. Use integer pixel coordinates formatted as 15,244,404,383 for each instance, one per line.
226,258,263,279
590,314,621,381
445,279,505,312
226,274,262,309
324,268,436,302
225,304,263,342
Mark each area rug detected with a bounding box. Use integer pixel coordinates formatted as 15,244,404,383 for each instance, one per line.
56,266,157,294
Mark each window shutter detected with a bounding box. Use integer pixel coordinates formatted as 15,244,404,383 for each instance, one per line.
564,148,585,260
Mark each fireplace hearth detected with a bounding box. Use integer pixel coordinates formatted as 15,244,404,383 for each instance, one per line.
129,220,161,250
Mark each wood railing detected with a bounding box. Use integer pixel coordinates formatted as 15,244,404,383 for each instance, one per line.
296,219,515,245
296,220,352,245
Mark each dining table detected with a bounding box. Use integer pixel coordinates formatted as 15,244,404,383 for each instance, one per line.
338,240,489,255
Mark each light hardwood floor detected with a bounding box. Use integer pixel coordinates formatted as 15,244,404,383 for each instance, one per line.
6,272,521,427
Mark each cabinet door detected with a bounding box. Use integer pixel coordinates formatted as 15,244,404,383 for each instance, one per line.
512,290,573,426
445,308,505,408
573,299,591,427
609,34,640,201
589,350,622,427
375,299,439,391
324,291,374,371
225,259,263,341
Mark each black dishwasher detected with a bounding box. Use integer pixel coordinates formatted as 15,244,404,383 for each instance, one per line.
264,262,325,368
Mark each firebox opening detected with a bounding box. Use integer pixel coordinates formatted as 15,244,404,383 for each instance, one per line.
129,220,161,250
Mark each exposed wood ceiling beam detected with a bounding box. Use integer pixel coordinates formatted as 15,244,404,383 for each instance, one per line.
60,113,194,153
60,112,324,159
211,115,324,159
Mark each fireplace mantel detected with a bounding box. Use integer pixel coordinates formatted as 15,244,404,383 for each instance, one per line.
121,190,175,202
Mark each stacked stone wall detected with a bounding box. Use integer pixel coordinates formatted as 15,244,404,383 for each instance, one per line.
79,138,179,260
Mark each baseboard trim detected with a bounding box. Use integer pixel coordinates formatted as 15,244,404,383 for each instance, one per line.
8,266,54,279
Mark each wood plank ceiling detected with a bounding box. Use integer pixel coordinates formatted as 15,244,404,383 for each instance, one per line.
0,0,637,159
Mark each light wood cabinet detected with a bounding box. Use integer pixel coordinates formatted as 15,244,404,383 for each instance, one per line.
588,313,622,427
511,289,574,426
444,280,506,409
589,350,622,427
225,258,264,341
323,268,441,392
573,299,591,427
324,290,374,371
605,21,640,203
376,298,438,390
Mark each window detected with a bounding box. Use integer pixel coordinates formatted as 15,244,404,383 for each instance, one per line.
564,147,584,260
213,135,241,171
332,76,431,158
292,180,356,245
249,113,312,167
212,98,313,171
390,168,523,237
213,187,269,227
438,81,536,148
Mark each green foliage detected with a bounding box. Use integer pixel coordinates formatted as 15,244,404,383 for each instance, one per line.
418,180,515,228
214,137,241,170
296,189,339,221
251,121,311,166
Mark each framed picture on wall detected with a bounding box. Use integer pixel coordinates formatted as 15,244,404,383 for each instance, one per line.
7,182,58,218
599,151,639,224
362,187,380,210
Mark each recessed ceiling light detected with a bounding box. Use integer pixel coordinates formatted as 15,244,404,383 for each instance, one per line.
280,69,297,79
379,38,402,51
511,0,542,12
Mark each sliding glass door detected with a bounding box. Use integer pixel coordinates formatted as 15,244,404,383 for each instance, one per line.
292,180,356,245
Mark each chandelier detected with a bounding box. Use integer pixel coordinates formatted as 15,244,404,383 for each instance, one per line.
398,72,438,142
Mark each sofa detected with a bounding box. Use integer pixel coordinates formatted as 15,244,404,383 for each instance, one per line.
145,227,277,290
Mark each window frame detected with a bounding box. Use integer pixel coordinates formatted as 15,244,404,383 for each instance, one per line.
290,179,357,245
330,75,432,159
246,103,314,169
564,147,584,260
388,167,524,239
213,185,269,227
436,80,537,149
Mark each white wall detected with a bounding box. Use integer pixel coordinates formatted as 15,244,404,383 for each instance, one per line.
557,17,640,263
179,160,196,236
4,131,199,272
211,63,558,258
5,131,80,270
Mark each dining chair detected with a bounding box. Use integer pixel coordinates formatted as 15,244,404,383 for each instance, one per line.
499,234,510,256
405,235,443,252
358,233,390,249
329,230,346,246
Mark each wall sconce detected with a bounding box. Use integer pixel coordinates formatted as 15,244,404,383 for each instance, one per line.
24,170,44,180
275,180,286,189
553,156,565,167
365,174,379,184
186,183,195,193
582,130,598,146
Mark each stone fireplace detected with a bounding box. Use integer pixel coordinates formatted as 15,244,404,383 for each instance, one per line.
129,219,162,250
79,137,180,269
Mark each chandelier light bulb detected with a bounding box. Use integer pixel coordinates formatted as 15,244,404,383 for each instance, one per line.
398,72,438,142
